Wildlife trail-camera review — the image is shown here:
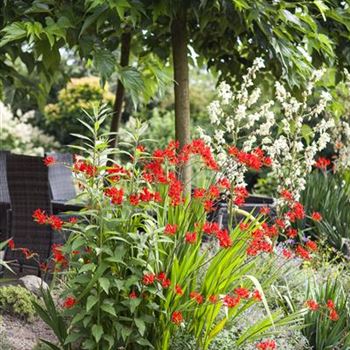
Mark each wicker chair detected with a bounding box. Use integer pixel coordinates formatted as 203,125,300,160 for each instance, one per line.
0,151,11,240
5,154,54,270
47,152,76,202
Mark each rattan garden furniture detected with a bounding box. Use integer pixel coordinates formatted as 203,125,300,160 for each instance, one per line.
5,154,55,271
0,151,11,240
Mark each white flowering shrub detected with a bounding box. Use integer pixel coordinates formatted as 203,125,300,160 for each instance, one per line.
199,58,335,201
0,102,59,155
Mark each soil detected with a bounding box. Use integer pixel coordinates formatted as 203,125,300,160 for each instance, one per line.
0,314,57,350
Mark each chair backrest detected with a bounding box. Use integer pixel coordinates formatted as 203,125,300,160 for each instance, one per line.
0,151,10,204
6,154,53,264
47,153,76,202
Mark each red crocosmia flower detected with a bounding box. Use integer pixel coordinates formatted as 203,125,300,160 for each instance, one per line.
39,262,49,272
329,309,339,321
228,146,239,156
203,222,220,235
286,227,298,238
68,217,78,224
295,245,311,260
263,156,272,167
73,160,97,177
142,273,155,285
256,339,276,350
306,299,319,311
164,224,177,236
234,186,249,206
162,278,171,289
63,296,76,309
8,239,15,250
52,244,68,267
208,295,218,304
168,175,183,206
315,157,331,170
185,232,197,244
216,229,232,248
175,284,184,296
129,291,137,299
259,206,270,215
204,200,214,212
292,202,305,220
252,290,262,302
171,311,183,325
234,287,250,299
190,291,203,304
107,164,129,182
20,248,35,260
33,209,47,225
136,144,145,152
275,218,285,229
128,194,139,206
282,249,292,259
48,215,64,231
306,240,318,252
104,187,124,205
157,272,166,281
327,299,335,309
223,294,240,308
217,177,230,189
43,156,56,166
193,188,206,199
239,223,249,231
208,185,220,198
280,189,293,201
311,211,322,221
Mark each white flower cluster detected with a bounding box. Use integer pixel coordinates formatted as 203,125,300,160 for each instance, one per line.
0,102,59,155
201,59,336,200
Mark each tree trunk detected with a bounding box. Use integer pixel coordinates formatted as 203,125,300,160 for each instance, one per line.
171,10,191,194
109,31,132,149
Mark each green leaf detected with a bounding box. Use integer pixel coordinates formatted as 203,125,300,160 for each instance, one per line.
0,22,27,47
99,277,110,294
136,338,154,348
101,303,116,316
92,324,103,343
134,318,146,336
93,49,116,82
86,295,98,312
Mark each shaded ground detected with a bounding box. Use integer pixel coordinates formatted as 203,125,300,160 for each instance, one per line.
0,314,57,350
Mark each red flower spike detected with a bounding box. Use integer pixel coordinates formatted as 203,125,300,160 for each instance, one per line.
185,232,197,244
216,229,232,248
164,224,177,236
175,284,183,296
208,295,218,304
129,291,137,299
259,206,271,215
8,239,15,250
286,228,297,238
33,209,48,225
256,339,276,350
252,290,262,302
68,217,78,224
190,291,203,304
48,215,64,231
306,240,318,252
327,299,335,310
43,156,56,167
306,299,319,311
329,309,339,321
63,296,76,309
142,273,155,285
315,157,331,170
234,287,250,299
280,189,293,201
282,249,292,259
193,188,206,199
104,187,124,205
203,222,220,235
129,194,140,206
204,200,214,212
295,245,311,260
223,294,240,308
171,311,183,325
311,212,322,221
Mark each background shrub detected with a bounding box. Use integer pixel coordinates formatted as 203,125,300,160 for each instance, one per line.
0,285,37,320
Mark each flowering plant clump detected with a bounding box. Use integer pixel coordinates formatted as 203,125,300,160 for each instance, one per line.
0,102,59,155
30,107,310,350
